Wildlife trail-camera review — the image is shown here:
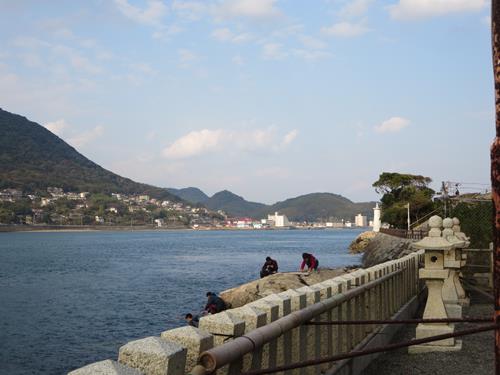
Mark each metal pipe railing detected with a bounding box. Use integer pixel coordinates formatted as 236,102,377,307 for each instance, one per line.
303,317,493,325
189,269,404,374
239,324,499,375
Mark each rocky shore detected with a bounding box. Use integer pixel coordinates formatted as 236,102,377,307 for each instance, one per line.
220,268,348,307
349,231,417,268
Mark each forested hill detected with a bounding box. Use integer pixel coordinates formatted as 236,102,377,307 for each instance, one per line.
0,108,180,200
261,193,375,222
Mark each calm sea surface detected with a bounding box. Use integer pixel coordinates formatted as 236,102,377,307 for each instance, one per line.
0,229,363,374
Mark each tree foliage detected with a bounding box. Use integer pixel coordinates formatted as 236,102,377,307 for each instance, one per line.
373,172,436,228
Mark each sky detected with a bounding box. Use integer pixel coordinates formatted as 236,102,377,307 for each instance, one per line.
0,0,494,204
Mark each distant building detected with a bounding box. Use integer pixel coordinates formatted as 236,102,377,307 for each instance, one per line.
355,214,368,227
267,212,290,227
154,218,165,227
373,203,381,232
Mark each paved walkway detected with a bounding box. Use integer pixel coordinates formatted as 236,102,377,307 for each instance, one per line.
364,294,494,374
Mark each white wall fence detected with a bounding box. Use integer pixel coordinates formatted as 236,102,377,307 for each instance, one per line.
69,251,424,375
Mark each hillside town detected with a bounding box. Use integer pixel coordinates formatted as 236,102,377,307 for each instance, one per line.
0,188,374,230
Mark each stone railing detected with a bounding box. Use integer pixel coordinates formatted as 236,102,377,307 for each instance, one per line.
380,228,428,240
69,251,424,375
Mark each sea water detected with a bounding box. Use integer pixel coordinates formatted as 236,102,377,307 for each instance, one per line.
0,229,363,374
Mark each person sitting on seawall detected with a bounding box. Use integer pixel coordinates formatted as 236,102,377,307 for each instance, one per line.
260,256,279,278
300,252,319,273
185,313,199,327
205,291,228,314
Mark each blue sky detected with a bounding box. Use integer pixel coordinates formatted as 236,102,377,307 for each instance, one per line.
0,0,493,203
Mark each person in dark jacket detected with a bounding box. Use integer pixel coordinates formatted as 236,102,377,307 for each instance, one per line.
185,313,199,327
260,256,279,278
300,252,319,272
205,292,227,314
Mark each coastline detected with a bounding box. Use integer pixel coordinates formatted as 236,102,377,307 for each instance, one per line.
0,224,360,233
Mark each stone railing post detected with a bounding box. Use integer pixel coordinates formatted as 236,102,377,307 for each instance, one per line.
248,299,280,370
198,312,245,375
262,294,292,374
229,305,267,372
278,289,307,375
296,285,321,375
118,336,187,375
160,326,213,373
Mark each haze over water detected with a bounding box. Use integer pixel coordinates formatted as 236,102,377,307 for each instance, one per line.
0,229,362,374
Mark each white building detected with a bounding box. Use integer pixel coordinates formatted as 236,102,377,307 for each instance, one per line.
267,212,290,227
355,214,368,227
373,203,381,232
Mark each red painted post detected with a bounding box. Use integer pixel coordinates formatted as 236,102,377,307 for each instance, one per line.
492,1,500,373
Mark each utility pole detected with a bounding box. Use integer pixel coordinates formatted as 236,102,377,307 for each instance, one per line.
407,203,411,231
491,1,500,372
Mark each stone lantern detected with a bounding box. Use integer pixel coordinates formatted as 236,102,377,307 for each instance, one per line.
452,217,470,306
409,215,462,353
441,218,466,318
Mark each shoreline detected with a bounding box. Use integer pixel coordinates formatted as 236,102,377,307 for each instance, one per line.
0,225,364,233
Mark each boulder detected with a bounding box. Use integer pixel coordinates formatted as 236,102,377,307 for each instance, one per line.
220,269,346,308
348,231,377,254
362,232,416,267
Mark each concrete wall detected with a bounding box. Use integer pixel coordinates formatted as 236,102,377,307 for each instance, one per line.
69,251,424,375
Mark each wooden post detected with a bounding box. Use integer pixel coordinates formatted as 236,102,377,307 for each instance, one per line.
491,1,500,372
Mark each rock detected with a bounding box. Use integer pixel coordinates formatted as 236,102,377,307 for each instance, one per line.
362,232,417,268
348,231,377,254
220,269,346,308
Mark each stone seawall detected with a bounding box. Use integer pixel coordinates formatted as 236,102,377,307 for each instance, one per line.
349,231,417,268
69,250,424,375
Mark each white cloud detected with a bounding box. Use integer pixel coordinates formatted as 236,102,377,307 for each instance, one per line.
172,0,208,20
321,21,370,37
232,55,244,65
339,0,374,18
298,35,327,50
44,120,104,147
113,0,167,26
215,0,281,20
163,129,224,159
178,49,198,67
211,28,253,43
44,119,68,136
282,129,298,146
162,127,298,159
388,0,487,20
292,49,331,61
68,126,104,148
374,117,410,133
262,43,287,60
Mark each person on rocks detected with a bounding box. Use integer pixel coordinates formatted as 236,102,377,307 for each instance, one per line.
300,252,319,273
185,313,199,327
205,292,227,314
260,256,279,278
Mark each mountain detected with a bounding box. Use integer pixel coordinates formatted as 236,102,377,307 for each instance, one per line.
166,187,209,204
261,193,375,222
0,108,180,200
204,190,267,218
170,187,375,221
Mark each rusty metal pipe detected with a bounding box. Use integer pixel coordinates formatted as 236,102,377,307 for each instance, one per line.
196,269,403,373
240,324,499,375
303,317,493,325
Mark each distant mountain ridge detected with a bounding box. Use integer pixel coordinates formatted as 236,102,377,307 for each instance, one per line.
167,187,376,221
0,108,180,201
